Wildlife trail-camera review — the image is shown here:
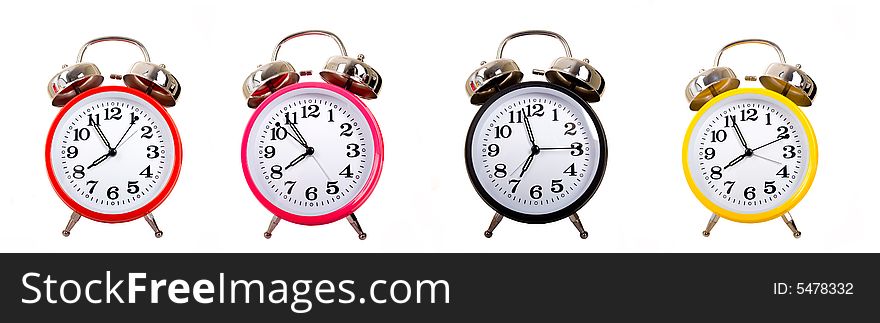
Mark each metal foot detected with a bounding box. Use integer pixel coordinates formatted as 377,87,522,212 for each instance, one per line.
781,212,801,239
702,213,720,237
346,213,367,240
264,216,281,239
144,213,163,238
484,213,503,238
569,213,588,239
61,212,82,237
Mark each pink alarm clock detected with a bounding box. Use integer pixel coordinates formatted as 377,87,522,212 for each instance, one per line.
241,31,383,240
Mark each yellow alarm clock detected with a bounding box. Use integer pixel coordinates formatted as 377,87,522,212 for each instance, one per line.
682,39,818,238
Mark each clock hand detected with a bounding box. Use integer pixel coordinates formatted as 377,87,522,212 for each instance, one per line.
522,108,537,146
275,122,306,147
286,122,310,148
731,119,750,150
752,134,790,152
86,152,112,169
92,123,112,150
113,119,138,149
723,153,748,170
116,128,141,150
519,153,535,177
542,146,579,151
311,156,332,181
284,150,311,170
753,153,782,165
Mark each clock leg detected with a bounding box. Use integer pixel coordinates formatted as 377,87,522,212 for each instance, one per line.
781,212,802,239
264,216,281,239
61,212,81,237
346,213,367,240
484,213,503,238
569,213,588,239
144,213,163,238
702,213,720,237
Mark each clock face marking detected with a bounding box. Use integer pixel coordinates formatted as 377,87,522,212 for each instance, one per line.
245,87,376,217
467,84,603,218
687,93,810,214
49,91,176,215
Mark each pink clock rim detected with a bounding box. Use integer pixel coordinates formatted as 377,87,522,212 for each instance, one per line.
45,85,183,223
241,82,384,226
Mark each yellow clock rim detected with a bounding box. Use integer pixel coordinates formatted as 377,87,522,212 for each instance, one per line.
682,87,818,223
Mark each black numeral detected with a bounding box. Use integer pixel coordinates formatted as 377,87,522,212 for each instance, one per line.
570,143,584,156
107,186,119,200
777,126,790,139
744,186,756,200
551,179,563,193
710,166,722,180
285,112,297,125
129,112,139,125
487,144,500,157
140,126,153,139
704,147,716,160
530,185,543,199
65,146,78,158
326,181,340,195
301,105,320,119
526,104,544,117
740,108,758,122
776,165,789,178
146,145,159,159
340,123,353,136
765,113,772,125
140,166,153,178
764,181,777,194
783,145,795,159
508,110,522,124
73,128,90,141
494,164,507,178
494,125,512,138
711,130,727,142
339,165,353,178
127,181,140,194
73,165,85,179
508,179,521,193
270,126,288,140
270,165,283,179
564,122,577,136
552,109,559,121
264,146,276,158
327,109,335,123
724,115,736,128
88,114,101,126
724,181,735,194
564,163,577,177
284,181,296,194
305,187,318,201
104,107,122,121
346,144,361,158
86,180,98,194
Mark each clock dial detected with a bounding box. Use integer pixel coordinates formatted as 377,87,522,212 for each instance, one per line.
49,91,176,215
686,92,811,214
467,83,604,220
245,86,376,217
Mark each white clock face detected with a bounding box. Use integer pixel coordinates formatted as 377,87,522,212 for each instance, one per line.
245,87,376,216
469,86,602,216
50,91,176,214
687,93,810,214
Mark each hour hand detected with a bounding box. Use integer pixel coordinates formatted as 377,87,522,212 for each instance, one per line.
519,154,535,177
723,154,746,170
87,153,111,169
285,152,309,170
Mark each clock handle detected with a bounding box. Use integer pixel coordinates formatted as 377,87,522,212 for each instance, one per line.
713,39,786,67
484,213,504,238
496,30,572,59
272,30,348,62
77,36,151,63
346,214,367,240
781,213,802,239
144,213,163,238
61,212,82,237
569,213,589,239
702,213,720,237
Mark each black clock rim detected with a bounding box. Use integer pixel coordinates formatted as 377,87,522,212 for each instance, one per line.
464,81,608,224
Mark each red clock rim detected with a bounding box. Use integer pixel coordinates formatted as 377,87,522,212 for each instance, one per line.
241,82,384,226
45,86,183,223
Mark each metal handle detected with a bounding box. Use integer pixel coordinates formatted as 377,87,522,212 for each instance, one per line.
271,30,348,61
713,39,786,67
496,30,572,59
76,36,150,63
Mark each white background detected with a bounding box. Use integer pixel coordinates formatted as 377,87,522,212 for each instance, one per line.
0,0,875,253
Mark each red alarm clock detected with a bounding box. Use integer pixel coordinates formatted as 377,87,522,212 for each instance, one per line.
45,37,182,238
